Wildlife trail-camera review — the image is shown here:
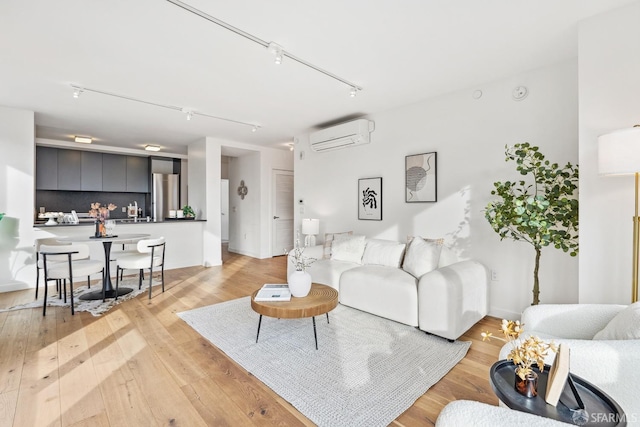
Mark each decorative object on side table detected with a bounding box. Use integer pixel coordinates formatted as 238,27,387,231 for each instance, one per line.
406,152,437,202
285,233,316,297
89,202,117,237
485,143,578,305
358,177,382,220
482,319,557,398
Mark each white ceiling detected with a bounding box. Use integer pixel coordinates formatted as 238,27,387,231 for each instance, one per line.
1,0,635,155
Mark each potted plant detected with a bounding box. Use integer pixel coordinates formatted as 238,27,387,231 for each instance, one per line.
182,205,195,219
485,143,579,305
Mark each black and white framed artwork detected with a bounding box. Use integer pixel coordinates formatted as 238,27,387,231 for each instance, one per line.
405,152,437,202
358,177,382,220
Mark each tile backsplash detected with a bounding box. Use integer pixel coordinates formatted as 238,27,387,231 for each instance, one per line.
36,190,149,220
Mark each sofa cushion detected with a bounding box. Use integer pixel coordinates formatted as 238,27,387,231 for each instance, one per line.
593,302,640,340
340,265,419,326
362,239,406,268
305,258,359,290
402,236,442,278
323,231,353,259
331,235,366,264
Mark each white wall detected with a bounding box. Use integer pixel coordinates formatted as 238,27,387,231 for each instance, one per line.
578,1,640,303
0,106,38,291
295,60,579,318
188,137,222,267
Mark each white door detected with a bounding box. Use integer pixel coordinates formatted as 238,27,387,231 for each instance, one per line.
272,170,294,256
221,179,229,241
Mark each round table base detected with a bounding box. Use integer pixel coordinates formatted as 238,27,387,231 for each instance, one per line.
79,287,133,301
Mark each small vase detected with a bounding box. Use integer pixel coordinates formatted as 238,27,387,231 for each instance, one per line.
288,270,312,297
514,370,538,398
94,220,101,238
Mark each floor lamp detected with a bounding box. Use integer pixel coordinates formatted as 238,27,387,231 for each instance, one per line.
598,126,640,303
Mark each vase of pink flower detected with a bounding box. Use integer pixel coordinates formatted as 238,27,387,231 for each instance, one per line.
89,202,117,237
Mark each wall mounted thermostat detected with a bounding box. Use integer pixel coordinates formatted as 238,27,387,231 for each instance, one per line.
512,86,528,101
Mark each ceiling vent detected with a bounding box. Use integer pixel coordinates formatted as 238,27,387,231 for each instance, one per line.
309,119,375,152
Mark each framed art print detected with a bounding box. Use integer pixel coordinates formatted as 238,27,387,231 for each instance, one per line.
358,177,382,220
405,152,437,202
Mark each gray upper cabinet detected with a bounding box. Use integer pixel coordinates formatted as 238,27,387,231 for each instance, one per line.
81,151,103,191
102,154,127,192
126,156,149,192
57,149,81,190
36,146,58,190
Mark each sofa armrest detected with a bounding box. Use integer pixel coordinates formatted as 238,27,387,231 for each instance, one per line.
418,260,488,340
521,304,627,339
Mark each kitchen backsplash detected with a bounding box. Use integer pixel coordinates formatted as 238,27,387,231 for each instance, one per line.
36,190,149,220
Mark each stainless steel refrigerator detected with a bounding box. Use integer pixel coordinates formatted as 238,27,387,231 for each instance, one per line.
151,173,179,221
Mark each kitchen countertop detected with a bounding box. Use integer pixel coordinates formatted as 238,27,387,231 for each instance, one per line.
34,218,205,227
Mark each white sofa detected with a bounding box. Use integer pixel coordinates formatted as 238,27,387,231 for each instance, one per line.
287,236,488,340
498,303,640,424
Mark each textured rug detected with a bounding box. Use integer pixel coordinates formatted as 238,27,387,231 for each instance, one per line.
0,277,161,316
177,297,471,427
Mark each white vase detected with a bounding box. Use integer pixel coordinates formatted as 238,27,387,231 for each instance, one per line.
288,270,312,297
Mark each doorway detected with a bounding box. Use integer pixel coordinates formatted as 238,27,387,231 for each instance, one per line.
221,179,229,242
272,170,294,256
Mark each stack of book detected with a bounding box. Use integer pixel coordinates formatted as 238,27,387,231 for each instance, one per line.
255,284,291,301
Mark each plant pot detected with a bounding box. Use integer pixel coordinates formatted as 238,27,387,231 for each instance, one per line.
514,370,538,398
288,270,312,297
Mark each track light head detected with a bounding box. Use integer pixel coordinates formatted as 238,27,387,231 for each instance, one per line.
73,88,83,98
267,42,284,65
186,111,193,121
252,126,258,132
349,87,357,97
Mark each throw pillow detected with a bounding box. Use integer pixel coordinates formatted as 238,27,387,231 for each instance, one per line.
402,236,443,278
323,231,353,259
593,302,640,340
331,235,366,264
362,239,406,268
407,235,445,246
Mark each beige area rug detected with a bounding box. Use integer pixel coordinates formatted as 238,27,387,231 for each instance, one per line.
0,277,161,316
178,297,471,427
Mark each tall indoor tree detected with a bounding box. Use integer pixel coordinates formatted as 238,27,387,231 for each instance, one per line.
485,143,579,305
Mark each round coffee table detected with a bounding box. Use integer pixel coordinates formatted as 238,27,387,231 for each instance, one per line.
251,283,338,350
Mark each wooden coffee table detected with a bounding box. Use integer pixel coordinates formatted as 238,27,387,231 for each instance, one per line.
251,283,338,350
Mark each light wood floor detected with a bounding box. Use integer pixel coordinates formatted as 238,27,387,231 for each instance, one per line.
0,247,502,426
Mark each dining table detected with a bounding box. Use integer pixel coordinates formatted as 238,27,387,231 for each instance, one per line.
57,233,150,300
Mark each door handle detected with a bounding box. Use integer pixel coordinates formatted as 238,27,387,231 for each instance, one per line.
273,216,280,219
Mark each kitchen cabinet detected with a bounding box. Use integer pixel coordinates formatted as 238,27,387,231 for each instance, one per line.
57,149,81,190
81,151,103,191
102,154,127,192
36,146,58,190
126,156,149,192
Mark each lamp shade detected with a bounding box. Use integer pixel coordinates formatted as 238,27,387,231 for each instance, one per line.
301,218,319,235
598,127,640,175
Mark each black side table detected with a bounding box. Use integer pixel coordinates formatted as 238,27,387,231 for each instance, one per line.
489,360,626,426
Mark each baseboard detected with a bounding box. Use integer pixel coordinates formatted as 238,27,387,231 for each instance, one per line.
0,281,30,293
227,247,260,258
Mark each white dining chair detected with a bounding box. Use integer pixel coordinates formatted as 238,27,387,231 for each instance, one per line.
34,237,70,300
114,237,166,300
39,244,104,316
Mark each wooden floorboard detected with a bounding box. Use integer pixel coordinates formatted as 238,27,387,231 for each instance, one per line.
0,246,501,426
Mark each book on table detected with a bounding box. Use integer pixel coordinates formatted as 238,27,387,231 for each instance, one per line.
255,284,291,301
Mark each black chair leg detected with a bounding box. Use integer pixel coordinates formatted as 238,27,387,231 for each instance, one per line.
161,266,165,293
87,275,91,289
115,267,120,301
138,269,143,290
69,277,75,316
149,266,154,299
35,267,40,300
43,275,48,316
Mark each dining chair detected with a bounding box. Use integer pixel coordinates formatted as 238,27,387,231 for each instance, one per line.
115,237,166,300
39,244,104,316
34,237,71,300
110,238,142,280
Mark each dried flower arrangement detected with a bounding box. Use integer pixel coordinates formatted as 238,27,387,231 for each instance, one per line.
89,202,117,222
482,319,557,380
285,232,316,272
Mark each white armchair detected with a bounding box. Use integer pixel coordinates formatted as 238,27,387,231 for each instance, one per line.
499,304,640,423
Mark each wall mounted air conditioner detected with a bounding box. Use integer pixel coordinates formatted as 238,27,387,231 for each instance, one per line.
309,119,375,152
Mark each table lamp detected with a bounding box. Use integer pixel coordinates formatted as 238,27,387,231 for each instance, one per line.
598,125,640,303
302,218,320,247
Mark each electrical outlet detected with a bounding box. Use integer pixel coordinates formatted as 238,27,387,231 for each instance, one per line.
491,269,498,281
122,207,126,213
